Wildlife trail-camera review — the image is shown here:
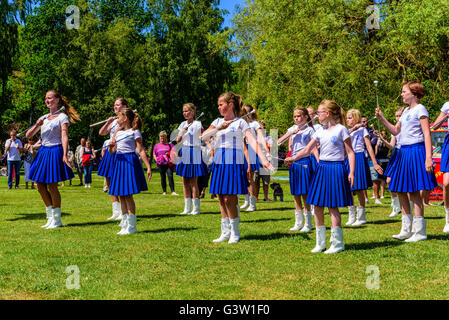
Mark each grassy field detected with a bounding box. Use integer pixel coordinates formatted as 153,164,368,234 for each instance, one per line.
1,167,449,300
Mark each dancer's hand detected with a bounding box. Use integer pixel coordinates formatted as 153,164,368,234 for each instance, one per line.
147,168,152,182
374,163,383,175
284,157,293,165
219,120,232,130
425,157,434,173
348,172,355,189
375,107,383,119
262,160,275,173
63,154,72,169
36,118,44,127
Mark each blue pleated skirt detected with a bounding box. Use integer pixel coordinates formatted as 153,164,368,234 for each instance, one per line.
209,148,249,195
29,145,74,183
309,155,318,173
306,160,353,208
440,135,449,172
97,151,116,178
246,143,261,171
389,143,437,193
289,157,313,195
384,148,400,177
344,152,373,191
109,152,148,196
176,146,207,178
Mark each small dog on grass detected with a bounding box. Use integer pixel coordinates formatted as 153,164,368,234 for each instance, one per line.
270,182,284,202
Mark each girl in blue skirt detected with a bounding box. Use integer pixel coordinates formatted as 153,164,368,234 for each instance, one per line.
240,105,269,212
108,108,152,235
431,101,449,233
98,98,128,221
201,92,274,244
376,81,436,242
176,103,206,215
278,107,318,233
375,107,404,218
286,100,355,254
26,90,80,229
345,109,383,226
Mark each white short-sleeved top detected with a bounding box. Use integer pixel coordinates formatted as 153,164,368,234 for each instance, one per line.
350,127,369,153
102,139,110,150
109,119,120,136
265,135,273,147
5,138,23,161
211,118,224,128
288,125,315,158
395,132,402,149
313,123,323,132
311,124,350,161
40,113,70,147
441,101,449,114
115,129,142,154
247,120,261,139
399,104,429,146
214,118,249,151
178,120,203,147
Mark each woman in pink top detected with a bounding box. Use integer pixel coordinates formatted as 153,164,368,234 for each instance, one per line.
153,131,177,195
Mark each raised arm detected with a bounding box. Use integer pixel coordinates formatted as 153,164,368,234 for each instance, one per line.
376,107,401,136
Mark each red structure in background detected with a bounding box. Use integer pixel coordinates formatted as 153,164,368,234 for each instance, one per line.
430,121,447,201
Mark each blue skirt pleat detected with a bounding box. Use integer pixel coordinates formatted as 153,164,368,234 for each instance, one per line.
440,135,449,172
176,146,207,178
209,148,249,195
97,151,116,178
389,143,437,193
309,155,318,173
384,148,400,177
29,145,74,183
344,152,373,191
289,157,313,195
306,160,353,208
109,152,148,196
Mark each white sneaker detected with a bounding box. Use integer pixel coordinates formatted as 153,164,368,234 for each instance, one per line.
374,198,383,205
289,210,304,231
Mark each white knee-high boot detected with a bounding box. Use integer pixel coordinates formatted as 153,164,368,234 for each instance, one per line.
405,216,427,242
300,211,313,233
228,217,240,244
123,214,137,235
246,196,256,212
346,206,356,226
180,198,192,215
311,226,326,253
213,218,231,243
108,201,121,220
41,205,53,228
190,199,201,215
240,194,249,209
325,227,344,254
389,197,401,217
290,210,304,231
352,206,367,226
118,214,129,234
392,214,413,240
444,208,449,233
47,207,63,229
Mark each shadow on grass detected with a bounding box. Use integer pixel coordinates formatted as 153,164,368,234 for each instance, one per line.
65,220,118,227
427,234,449,241
7,212,71,222
256,207,296,212
345,240,405,251
241,217,291,223
139,212,219,219
140,227,198,234
367,219,400,225
243,232,310,241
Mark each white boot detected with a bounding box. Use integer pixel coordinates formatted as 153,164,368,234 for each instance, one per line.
122,214,137,235
213,218,231,243
180,198,192,215
325,227,345,254
189,198,201,215
345,206,356,226
117,214,129,234
443,208,449,233
41,205,53,228
240,194,249,209
352,207,367,226
311,226,326,253
47,207,63,229
405,217,427,242
311,205,315,216
108,202,120,220
389,197,401,217
246,196,256,212
289,210,304,231
300,211,313,232
228,217,240,244
392,214,413,240
115,202,123,220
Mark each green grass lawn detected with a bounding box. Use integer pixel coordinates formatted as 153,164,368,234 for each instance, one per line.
1,168,449,300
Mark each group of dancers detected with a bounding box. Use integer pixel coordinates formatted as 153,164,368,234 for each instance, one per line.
23,81,449,254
